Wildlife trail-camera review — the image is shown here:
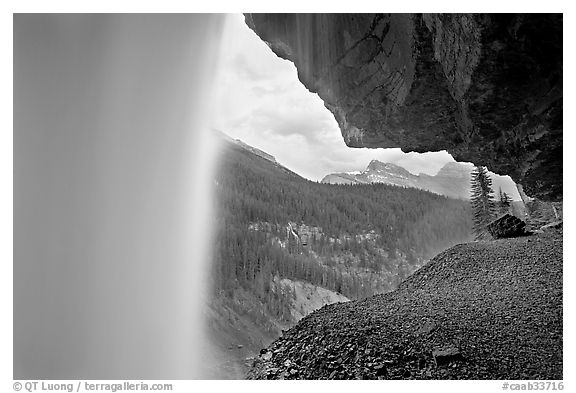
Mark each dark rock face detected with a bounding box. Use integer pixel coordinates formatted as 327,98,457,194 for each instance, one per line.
487,214,527,239
245,14,563,201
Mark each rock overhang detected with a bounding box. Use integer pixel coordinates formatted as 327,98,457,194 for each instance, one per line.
244,13,562,201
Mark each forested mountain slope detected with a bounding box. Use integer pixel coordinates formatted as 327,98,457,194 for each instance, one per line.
212,139,472,297
205,138,473,377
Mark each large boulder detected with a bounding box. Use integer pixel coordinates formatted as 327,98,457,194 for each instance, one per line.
487,214,527,239
245,14,563,201
432,347,465,367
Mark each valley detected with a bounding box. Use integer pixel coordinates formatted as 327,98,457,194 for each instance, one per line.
205,136,475,377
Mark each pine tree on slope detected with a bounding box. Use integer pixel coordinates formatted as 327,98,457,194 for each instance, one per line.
498,187,512,216
471,166,497,240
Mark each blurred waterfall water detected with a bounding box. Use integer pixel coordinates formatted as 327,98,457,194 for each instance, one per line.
14,14,224,379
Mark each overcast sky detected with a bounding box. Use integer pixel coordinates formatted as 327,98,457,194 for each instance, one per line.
210,14,456,180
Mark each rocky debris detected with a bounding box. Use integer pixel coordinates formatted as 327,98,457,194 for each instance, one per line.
487,214,528,239
247,233,562,379
245,14,562,201
523,198,563,231
540,221,562,232
261,351,272,361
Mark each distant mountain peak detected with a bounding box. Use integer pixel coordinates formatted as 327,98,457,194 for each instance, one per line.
435,162,473,178
322,160,519,201
214,129,278,164
233,139,277,164
367,159,384,167
367,160,407,172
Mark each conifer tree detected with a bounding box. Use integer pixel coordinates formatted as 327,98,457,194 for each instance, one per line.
470,166,496,240
498,187,512,215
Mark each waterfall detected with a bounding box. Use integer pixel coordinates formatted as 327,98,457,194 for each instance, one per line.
14,14,224,379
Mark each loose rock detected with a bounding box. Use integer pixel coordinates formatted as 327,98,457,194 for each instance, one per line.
247,233,562,380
